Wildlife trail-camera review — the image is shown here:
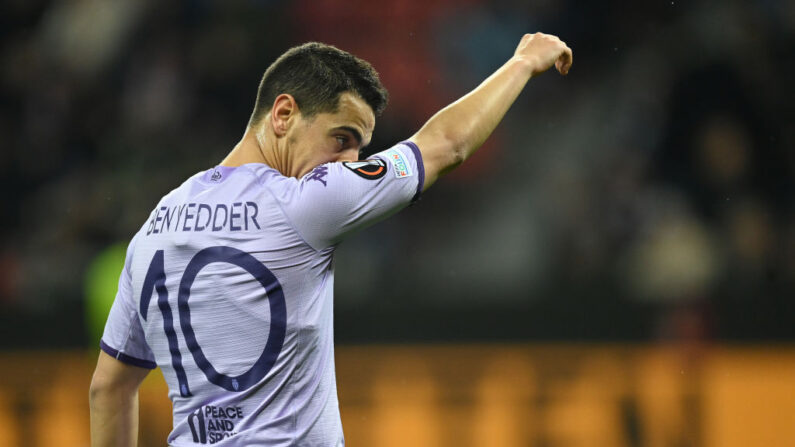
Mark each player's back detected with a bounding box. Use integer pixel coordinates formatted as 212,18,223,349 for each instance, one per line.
125,164,341,445
100,142,424,446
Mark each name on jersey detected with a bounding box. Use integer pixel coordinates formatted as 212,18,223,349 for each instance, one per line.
146,202,261,236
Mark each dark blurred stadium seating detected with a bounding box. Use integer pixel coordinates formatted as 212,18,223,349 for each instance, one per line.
2,0,793,348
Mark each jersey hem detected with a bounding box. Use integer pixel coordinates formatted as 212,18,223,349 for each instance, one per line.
100,339,157,369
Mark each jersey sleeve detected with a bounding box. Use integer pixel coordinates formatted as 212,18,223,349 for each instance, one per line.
99,234,157,369
279,141,425,250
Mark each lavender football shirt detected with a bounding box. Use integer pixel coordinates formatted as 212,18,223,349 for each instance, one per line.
100,142,424,446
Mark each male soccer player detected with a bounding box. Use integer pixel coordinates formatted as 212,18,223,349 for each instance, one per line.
89,33,572,446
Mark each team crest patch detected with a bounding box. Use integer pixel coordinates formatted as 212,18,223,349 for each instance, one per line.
343,159,387,180
384,147,413,178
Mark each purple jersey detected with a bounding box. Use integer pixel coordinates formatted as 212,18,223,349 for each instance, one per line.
100,142,424,446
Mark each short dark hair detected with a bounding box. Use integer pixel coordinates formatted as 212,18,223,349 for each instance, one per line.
248,42,388,126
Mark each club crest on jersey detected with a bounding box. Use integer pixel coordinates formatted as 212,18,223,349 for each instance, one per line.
384,147,413,178
343,159,387,180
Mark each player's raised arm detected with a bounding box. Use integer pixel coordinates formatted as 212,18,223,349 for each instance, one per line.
410,32,572,190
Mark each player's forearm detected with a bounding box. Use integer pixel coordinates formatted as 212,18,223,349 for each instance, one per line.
411,56,533,182
410,33,572,190
420,57,535,157
89,386,140,447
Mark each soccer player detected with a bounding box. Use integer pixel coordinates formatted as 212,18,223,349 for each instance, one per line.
89,33,572,446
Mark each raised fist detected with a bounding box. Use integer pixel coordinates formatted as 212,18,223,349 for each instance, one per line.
514,32,573,76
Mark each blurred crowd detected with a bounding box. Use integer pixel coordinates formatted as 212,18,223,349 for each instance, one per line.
1,0,793,347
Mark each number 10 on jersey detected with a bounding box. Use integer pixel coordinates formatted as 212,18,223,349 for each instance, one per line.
139,246,286,396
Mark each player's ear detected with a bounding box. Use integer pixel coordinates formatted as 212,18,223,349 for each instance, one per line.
271,94,298,137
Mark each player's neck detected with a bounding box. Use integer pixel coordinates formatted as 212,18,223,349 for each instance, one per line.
221,127,283,173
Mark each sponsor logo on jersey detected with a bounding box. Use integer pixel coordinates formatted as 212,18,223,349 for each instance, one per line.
188,405,244,444
384,147,413,178
343,159,387,180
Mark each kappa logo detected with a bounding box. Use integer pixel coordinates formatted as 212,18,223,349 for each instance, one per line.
343,159,387,180
306,165,328,186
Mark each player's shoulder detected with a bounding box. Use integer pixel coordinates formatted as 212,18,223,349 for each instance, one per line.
238,163,297,188
158,164,275,200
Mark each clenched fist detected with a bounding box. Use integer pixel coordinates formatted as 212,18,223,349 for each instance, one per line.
514,32,573,76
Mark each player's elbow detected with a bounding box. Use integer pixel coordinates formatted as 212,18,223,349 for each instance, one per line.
439,138,471,178
89,375,139,413
447,139,467,168
89,367,139,404
89,374,114,404
412,129,470,180
427,132,468,171
89,381,109,413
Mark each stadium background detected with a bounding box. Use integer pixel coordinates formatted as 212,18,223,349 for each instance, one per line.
1,0,794,445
